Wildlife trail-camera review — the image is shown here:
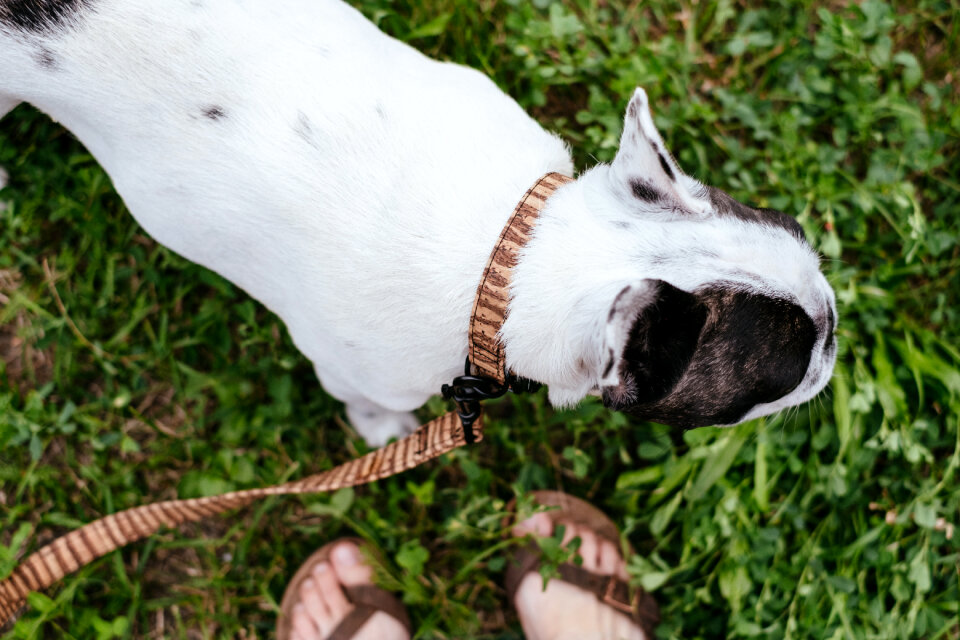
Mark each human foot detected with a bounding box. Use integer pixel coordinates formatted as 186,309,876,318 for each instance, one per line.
279,540,410,640
508,492,659,640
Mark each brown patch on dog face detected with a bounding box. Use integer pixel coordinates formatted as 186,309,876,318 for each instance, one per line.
707,187,807,242
603,284,816,428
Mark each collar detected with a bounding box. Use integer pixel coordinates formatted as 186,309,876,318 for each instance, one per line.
441,172,573,442
469,172,574,383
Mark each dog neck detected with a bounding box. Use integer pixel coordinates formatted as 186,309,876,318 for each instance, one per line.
470,173,575,383
501,168,643,407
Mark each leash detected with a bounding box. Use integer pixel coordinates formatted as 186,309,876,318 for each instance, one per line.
0,172,573,627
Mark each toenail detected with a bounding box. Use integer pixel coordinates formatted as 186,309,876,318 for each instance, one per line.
333,544,360,566
302,578,315,590
294,603,305,614
313,562,330,575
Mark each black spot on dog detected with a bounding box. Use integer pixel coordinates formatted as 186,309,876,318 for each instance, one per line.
647,140,675,181
35,46,57,68
0,0,91,33
755,206,807,241
608,285,632,322
604,284,816,428
576,357,589,375
630,179,662,203
627,101,637,119
202,105,226,121
698,248,720,260
658,154,675,181
294,111,323,151
602,354,615,378
294,112,312,137
708,186,807,242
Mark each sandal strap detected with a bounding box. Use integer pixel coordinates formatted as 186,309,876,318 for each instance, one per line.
504,545,542,604
506,546,660,636
327,607,376,640
325,584,411,640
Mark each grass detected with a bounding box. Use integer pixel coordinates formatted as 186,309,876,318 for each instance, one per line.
1,0,959,638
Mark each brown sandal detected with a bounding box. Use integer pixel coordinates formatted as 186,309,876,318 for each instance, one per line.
277,538,411,640
505,491,660,638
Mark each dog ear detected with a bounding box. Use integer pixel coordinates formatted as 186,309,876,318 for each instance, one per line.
611,88,709,215
600,280,708,410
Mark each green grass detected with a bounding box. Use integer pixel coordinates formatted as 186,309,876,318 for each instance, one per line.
1,0,959,638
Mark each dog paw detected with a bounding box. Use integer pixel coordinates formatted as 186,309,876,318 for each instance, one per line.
346,404,419,447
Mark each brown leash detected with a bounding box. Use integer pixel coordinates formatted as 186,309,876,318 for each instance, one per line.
0,172,573,627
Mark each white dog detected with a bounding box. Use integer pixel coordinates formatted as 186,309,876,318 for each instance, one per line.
0,0,836,445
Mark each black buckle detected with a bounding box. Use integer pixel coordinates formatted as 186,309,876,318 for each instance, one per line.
441,358,542,444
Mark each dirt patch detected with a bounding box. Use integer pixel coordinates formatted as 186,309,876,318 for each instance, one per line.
0,269,55,394
530,83,590,124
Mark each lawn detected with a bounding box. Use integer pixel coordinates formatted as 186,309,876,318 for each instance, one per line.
1,0,958,638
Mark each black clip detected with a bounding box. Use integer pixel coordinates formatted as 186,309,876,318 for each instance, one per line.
441,359,542,444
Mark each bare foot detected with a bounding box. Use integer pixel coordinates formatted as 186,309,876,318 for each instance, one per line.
512,512,648,640
288,542,410,640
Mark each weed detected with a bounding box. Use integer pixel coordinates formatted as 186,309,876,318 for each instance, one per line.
1,1,958,638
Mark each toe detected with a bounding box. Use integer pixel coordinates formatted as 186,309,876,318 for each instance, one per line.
559,520,581,549
299,578,333,635
513,512,553,538
597,537,621,577
331,542,374,586
292,603,318,640
576,527,599,571
312,561,351,619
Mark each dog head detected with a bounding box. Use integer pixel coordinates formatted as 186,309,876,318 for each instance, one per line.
505,88,836,428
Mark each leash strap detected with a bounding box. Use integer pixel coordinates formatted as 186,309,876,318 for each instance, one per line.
0,172,573,627
0,412,475,624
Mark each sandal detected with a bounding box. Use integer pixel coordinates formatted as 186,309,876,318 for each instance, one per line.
505,491,660,638
278,538,411,640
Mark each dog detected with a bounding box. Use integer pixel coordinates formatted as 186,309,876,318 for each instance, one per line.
0,0,837,445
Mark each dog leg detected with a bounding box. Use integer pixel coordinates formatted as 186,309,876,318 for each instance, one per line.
345,399,420,447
